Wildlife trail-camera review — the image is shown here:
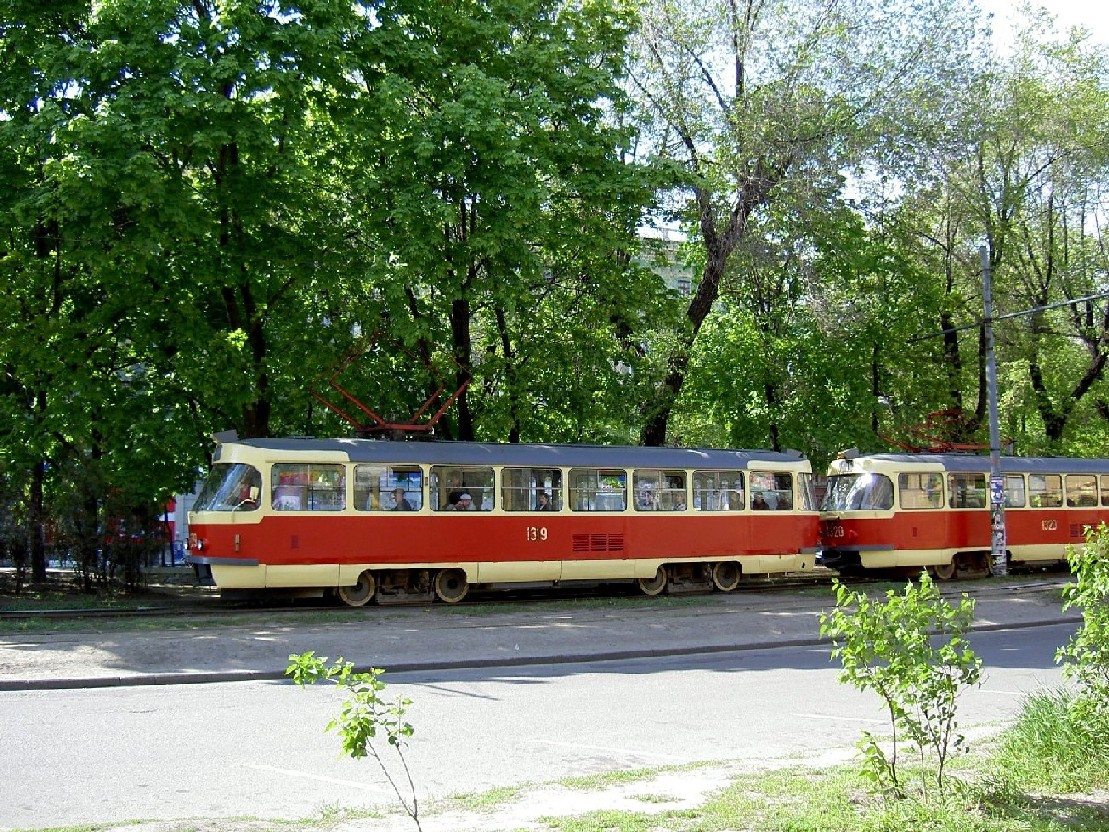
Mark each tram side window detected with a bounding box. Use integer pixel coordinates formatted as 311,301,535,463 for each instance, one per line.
194,463,262,512
692,471,744,511
430,465,495,511
796,472,817,511
947,473,986,508
1066,474,1098,507
271,463,345,511
1102,475,1109,507
633,469,687,511
502,467,562,511
569,468,626,511
1004,474,1026,508
751,472,793,510
898,473,942,510
354,465,423,511
1029,474,1063,508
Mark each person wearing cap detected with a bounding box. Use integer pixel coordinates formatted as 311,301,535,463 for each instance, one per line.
451,492,474,511
390,486,414,511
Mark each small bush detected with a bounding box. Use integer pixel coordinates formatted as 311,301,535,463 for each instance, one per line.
1058,523,1109,720
286,651,422,830
820,572,982,801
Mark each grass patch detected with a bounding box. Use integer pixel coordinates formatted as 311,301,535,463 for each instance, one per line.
537,761,1109,832
0,578,163,611
989,689,1109,794
559,768,663,792
559,762,712,792
444,783,526,811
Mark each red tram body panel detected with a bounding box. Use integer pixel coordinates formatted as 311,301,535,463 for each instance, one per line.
187,436,819,604
818,452,1109,577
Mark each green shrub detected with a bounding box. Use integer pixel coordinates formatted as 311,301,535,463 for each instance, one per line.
286,651,422,830
820,572,982,801
1058,523,1109,720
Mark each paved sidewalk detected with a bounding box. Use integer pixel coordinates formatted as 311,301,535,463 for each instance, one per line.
0,579,1077,691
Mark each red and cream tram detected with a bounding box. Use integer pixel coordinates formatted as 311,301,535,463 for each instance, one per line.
818,450,1109,578
186,434,819,604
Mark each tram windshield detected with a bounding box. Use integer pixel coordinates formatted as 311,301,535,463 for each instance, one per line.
194,463,262,512
821,473,894,511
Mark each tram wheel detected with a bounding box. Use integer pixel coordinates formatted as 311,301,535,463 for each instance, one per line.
433,569,470,604
711,561,741,592
637,566,668,597
931,560,956,581
337,570,376,607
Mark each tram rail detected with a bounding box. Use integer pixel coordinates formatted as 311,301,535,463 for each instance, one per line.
0,569,1070,623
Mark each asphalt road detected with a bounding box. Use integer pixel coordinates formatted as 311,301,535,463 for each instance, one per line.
0,620,1074,830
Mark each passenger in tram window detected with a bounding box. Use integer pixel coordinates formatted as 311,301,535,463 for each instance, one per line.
731,481,745,511
637,484,656,510
449,492,475,511
536,492,553,511
776,491,792,510
752,493,770,510
390,487,414,511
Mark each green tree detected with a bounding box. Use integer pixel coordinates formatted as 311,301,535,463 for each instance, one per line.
675,200,946,461
876,8,1109,452
0,0,376,577
320,0,662,443
628,0,980,446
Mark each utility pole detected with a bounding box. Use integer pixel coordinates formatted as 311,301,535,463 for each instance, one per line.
982,246,1008,576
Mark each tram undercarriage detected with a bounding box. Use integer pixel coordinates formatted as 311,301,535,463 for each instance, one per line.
326,560,756,607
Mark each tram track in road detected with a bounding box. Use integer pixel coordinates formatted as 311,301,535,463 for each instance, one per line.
0,568,1070,625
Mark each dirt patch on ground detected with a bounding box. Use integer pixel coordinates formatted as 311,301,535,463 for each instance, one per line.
84,752,859,832
79,749,1109,832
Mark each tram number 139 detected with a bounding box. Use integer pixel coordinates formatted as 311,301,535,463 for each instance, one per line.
525,526,548,542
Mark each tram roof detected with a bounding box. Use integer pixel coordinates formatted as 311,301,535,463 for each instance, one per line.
217,436,810,471
846,453,1109,475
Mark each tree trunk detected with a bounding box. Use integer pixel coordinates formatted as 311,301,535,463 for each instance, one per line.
1028,359,1067,443
764,377,781,452
639,203,738,445
638,167,785,446
870,342,882,439
450,297,475,441
495,306,522,443
939,310,965,417
28,458,46,582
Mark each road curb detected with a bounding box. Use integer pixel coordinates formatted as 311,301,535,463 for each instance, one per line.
0,615,1081,692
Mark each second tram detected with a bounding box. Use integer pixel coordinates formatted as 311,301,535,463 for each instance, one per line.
187,435,820,604
818,450,1109,578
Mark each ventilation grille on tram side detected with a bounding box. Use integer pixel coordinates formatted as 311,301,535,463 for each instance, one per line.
572,533,625,553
